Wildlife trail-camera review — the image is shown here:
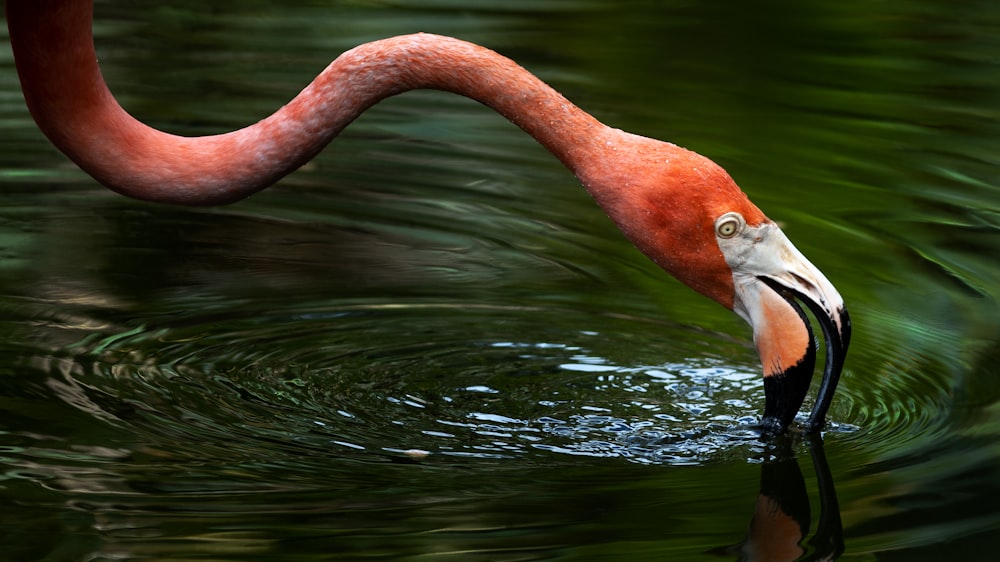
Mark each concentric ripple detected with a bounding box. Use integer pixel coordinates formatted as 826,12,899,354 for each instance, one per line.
38,302,801,468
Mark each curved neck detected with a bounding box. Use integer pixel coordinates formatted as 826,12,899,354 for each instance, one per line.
7,1,608,205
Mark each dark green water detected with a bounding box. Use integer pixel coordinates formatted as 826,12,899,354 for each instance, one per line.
2,1,1000,560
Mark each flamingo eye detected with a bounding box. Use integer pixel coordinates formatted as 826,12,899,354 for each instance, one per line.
715,212,745,239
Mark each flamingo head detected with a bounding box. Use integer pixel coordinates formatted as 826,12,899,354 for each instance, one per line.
579,132,850,436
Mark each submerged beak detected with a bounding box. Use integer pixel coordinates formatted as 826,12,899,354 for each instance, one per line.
724,221,851,436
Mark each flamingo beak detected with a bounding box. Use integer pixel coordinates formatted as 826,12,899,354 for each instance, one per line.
724,222,851,436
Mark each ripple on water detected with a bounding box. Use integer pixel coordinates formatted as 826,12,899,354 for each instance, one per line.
832,312,963,463
32,303,810,468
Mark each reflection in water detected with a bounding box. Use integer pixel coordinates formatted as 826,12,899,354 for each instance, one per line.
716,436,843,562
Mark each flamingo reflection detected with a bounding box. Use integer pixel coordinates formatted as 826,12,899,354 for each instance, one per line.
716,435,844,561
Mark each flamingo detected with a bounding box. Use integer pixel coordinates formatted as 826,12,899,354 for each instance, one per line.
5,0,849,435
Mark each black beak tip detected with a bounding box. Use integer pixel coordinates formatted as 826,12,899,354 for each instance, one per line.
756,287,818,438
805,305,851,432
755,276,851,438
759,353,816,437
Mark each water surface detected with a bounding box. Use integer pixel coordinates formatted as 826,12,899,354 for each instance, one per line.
2,1,1000,560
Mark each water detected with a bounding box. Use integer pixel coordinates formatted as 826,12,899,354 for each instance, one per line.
2,1,1000,560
